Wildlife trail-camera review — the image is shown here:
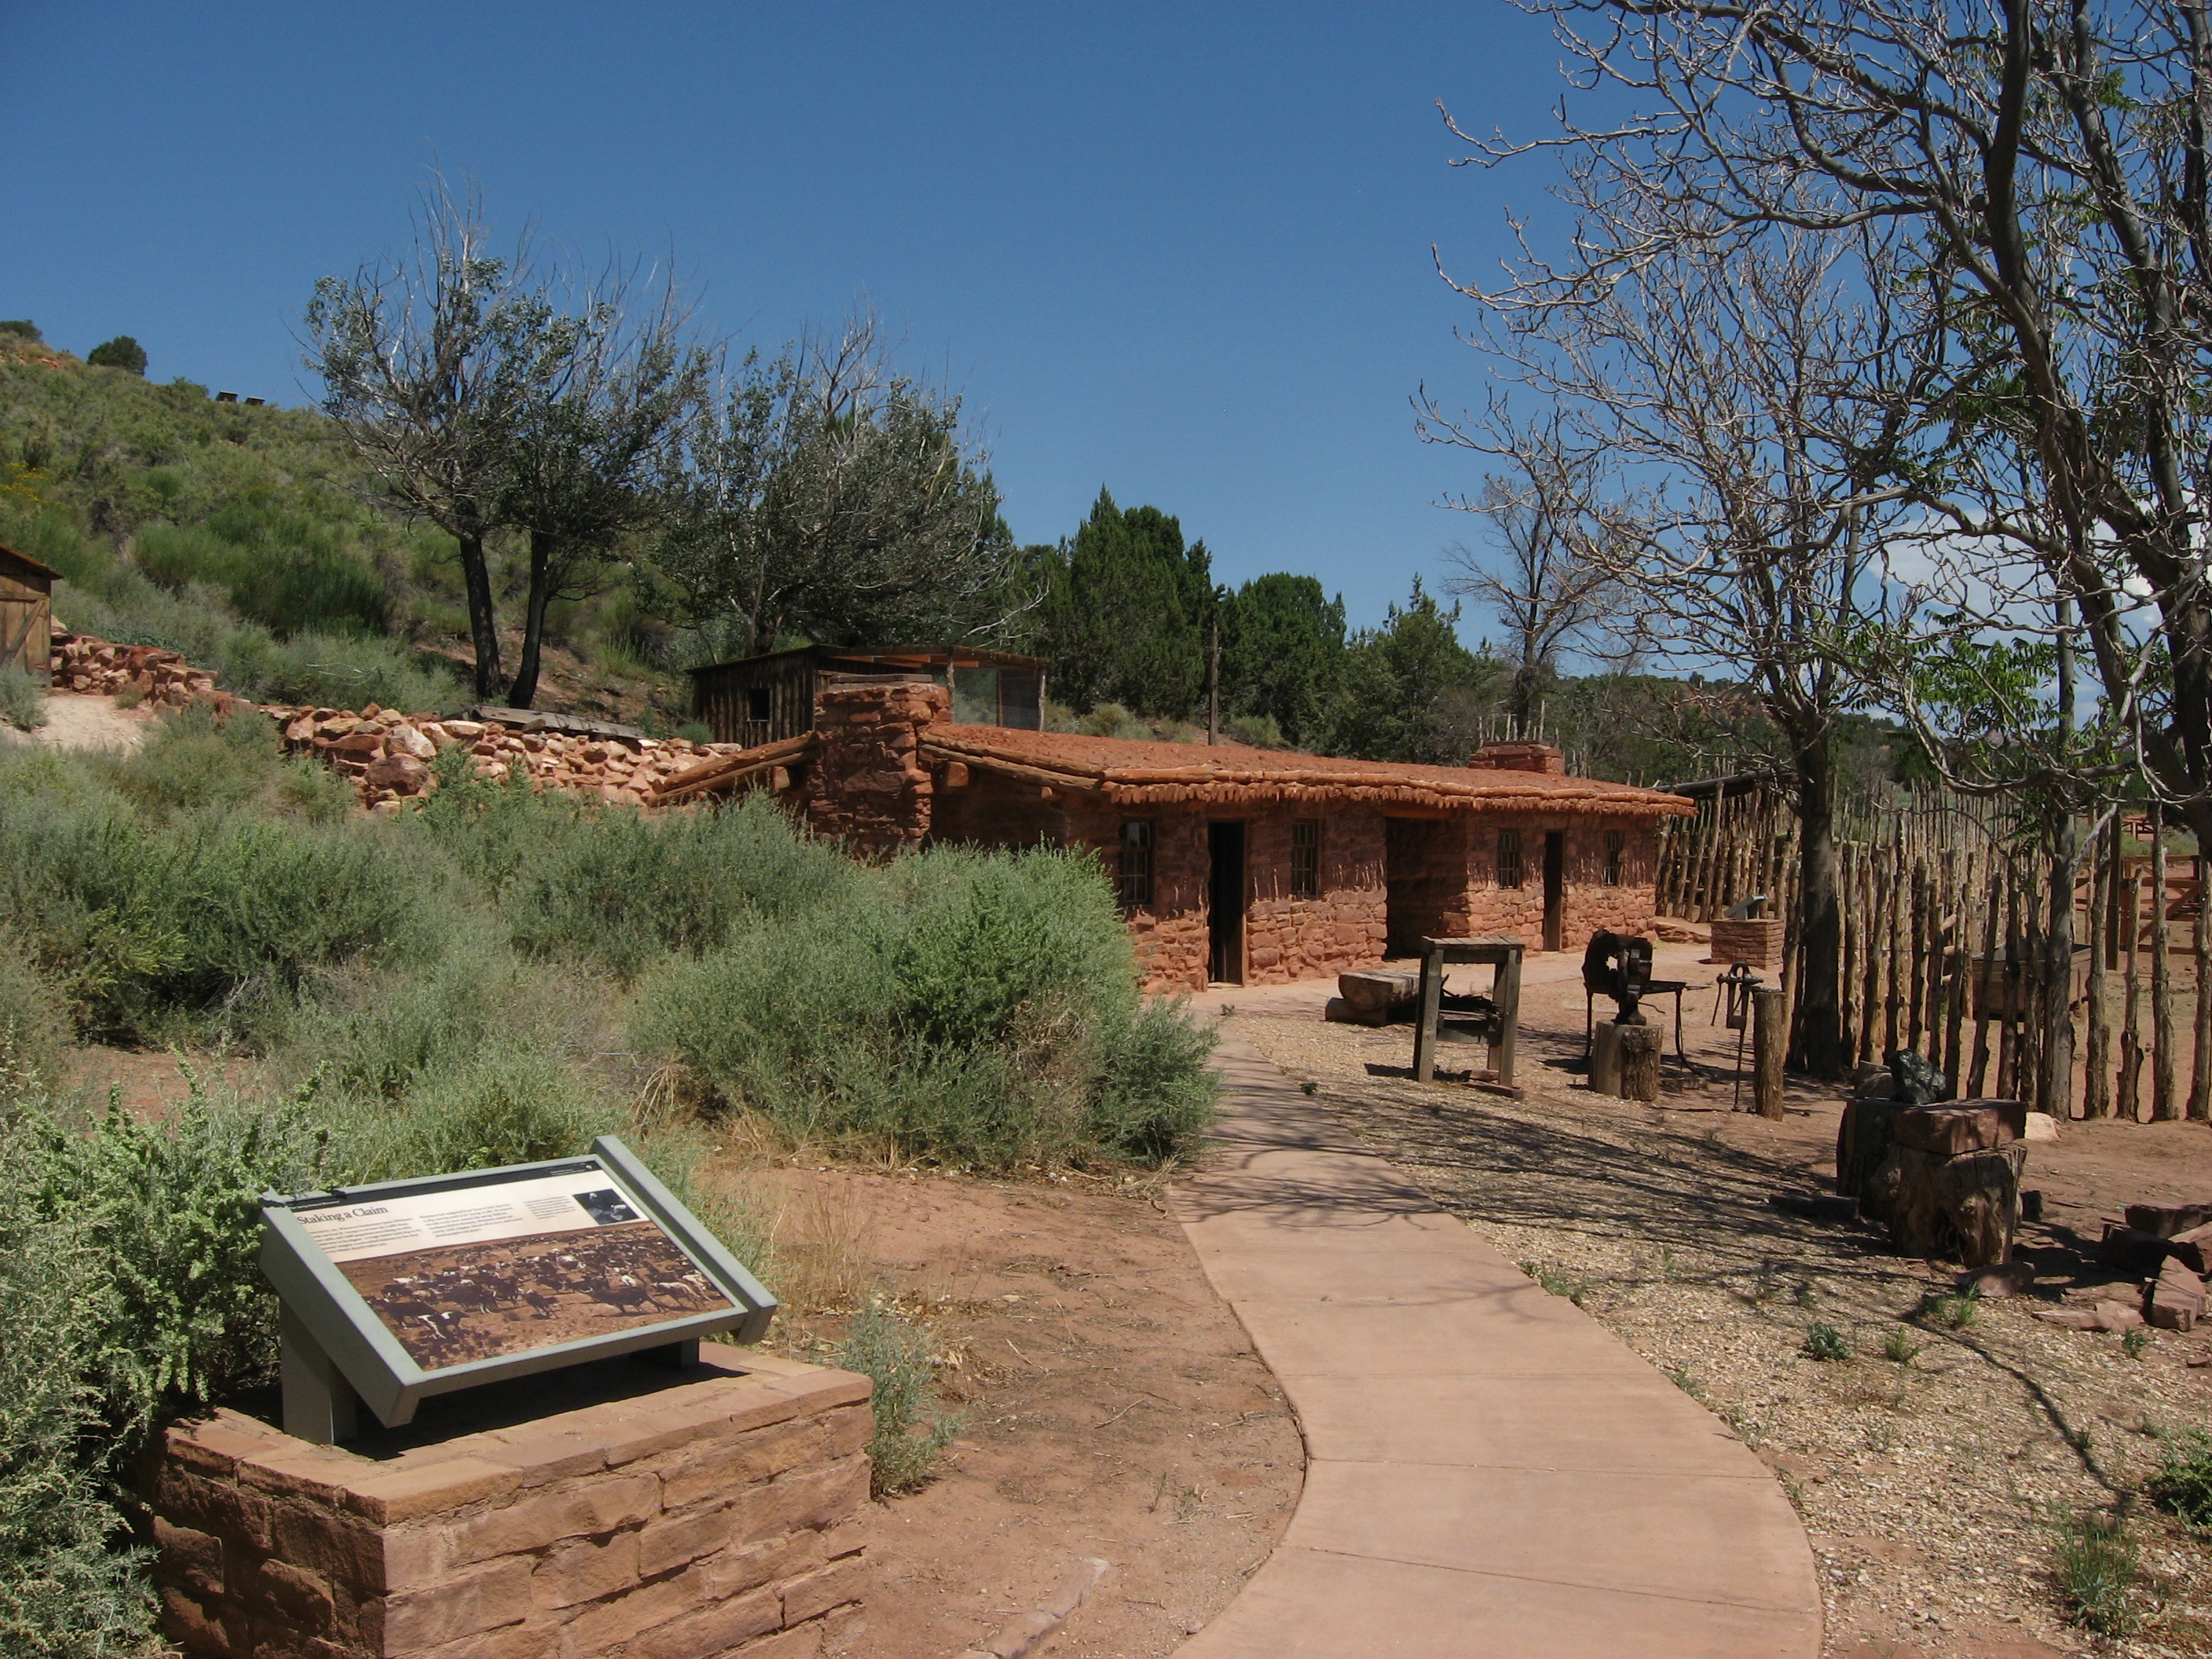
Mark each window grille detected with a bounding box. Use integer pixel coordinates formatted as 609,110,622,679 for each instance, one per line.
1117,820,1155,910
1496,828,1523,890
1291,820,1320,899
1602,829,1624,886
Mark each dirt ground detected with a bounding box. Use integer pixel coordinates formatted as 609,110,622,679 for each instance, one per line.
1217,947,2212,1659
17,687,152,752
723,1163,1302,1658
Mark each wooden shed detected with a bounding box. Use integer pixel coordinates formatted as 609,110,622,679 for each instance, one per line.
688,645,1046,746
0,544,58,685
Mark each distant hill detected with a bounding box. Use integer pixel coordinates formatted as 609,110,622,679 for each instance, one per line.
0,329,689,725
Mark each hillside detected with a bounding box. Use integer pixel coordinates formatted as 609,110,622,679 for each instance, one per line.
0,328,694,727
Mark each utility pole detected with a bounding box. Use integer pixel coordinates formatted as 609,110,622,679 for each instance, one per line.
1207,611,1220,745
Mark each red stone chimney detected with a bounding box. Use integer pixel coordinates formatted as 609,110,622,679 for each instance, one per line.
1468,741,1566,775
804,679,950,858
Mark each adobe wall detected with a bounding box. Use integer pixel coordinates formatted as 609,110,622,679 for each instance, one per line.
1453,812,1662,944
149,1348,869,1659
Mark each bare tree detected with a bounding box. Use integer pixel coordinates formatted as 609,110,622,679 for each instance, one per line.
1426,413,1639,733
1477,0,2212,1109
303,182,534,701
652,313,1027,661
1437,185,1939,1076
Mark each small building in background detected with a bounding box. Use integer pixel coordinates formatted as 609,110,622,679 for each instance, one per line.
687,645,1046,746
656,676,1694,991
0,543,58,685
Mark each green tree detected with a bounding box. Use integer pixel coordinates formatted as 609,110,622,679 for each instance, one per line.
1320,578,1498,764
0,320,40,342
652,314,1022,660
1219,573,1346,747
1035,489,1214,718
86,335,147,375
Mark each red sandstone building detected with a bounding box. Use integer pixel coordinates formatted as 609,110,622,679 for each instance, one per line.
657,679,1696,991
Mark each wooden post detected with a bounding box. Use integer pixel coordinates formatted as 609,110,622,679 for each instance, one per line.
1412,946,1445,1085
2153,808,2178,1119
2085,819,2112,1118
1752,987,1787,1120
2192,857,2212,1122
1493,947,1521,1090
2121,855,2145,1122
1969,870,2001,1096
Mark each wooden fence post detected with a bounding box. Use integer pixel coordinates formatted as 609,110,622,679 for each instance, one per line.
1752,987,1787,1121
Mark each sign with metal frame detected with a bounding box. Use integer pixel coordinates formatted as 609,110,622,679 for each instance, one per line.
259,1136,775,1443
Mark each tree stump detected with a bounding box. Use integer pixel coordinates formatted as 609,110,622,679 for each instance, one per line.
1837,1096,1903,1205
1752,987,1787,1120
1591,1018,1658,1100
1873,1143,2025,1267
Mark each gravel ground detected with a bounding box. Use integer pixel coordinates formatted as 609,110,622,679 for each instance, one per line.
1216,962,2212,1659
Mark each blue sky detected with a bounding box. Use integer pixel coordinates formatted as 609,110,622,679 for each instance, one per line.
2,3,1585,633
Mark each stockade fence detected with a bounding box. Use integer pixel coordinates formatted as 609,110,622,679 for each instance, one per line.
1654,782,2211,1120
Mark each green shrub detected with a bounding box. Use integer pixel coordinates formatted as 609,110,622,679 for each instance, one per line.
1803,1321,1851,1361
504,794,857,977
331,1035,621,1184
1881,1325,1924,1364
2148,1430,2212,1532
836,1298,960,1497
632,841,1215,1168
0,668,45,733
0,1163,159,1658
86,337,148,375
0,947,70,1111
0,320,39,342
2053,1511,2141,1635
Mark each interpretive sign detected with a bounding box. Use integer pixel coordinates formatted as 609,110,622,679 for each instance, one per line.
259,1136,774,1441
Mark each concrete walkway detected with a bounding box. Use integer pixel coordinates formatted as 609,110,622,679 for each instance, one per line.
1171,1035,1823,1659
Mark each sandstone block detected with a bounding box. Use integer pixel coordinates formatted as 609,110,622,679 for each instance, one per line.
1891,1101,2025,1155
626,1586,782,1659
1956,1260,2035,1298
2148,1255,2206,1331
779,1553,867,1625
153,1516,226,1601
446,1472,657,1565
2125,1200,2212,1239
386,724,436,761
379,1556,532,1653
532,1532,640,1610
635,1503,738,1580
698,1531,827,1602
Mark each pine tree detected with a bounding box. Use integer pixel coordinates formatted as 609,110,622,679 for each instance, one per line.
1219,573,1346,747
1036,489,1214,718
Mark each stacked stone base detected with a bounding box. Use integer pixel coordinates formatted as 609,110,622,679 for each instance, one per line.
151,1348,870,1659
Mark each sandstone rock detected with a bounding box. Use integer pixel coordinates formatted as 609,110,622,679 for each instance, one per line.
441,720,485,738
2097,1225,2173,1273
2036,1302,2144,1331
2166,1224,2212,1275
2022,1111,2060,1141
363,753,430,795
1957,1260,2035,1298
384,723,436,761
2148,1255,2205,1331
1891,1101,2026,1155
2125,1201,2212,1239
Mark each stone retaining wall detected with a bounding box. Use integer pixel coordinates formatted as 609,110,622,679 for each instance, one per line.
150,1349,870,1659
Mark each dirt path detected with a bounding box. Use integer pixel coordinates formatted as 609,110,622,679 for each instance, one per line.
1221,960,2212,1659
727,1166,1303,1658
20,688,151,752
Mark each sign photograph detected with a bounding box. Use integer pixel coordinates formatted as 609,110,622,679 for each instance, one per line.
259,1136,775,1439
288,1160,737,1368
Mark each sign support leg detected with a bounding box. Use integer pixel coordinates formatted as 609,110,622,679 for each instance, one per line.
282,1303,359,1445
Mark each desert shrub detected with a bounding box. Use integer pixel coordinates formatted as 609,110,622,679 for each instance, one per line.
836,1298,960,1497
137,506,390,639
0,947,71,1110
1224,712,1286,749
53,573,456,713
0,668,45,732
86,337,147,375
0,785,430,1040
331,1035,622,1183
504,794,858,977
0,1169,159,1658
2148,1430,2212,1532
634,841,1215,1167
0,320,39,341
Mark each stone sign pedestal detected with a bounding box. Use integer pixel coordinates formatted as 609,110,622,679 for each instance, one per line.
150,1346,870,1659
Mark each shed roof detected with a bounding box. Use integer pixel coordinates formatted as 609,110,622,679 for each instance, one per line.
0,543,61,584
922,725,1694,816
